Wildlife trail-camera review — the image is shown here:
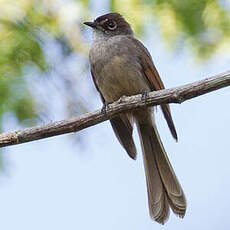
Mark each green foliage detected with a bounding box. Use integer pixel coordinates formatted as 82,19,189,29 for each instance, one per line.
0,18,47,125
0,0,86,129
0,0,89,170
111,0,230,60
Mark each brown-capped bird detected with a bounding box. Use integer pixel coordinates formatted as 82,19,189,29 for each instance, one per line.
84,13,186,224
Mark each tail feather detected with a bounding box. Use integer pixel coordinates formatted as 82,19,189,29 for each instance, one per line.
150,122,186,218
136,110,186,224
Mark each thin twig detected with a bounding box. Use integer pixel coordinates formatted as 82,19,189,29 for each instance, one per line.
0,70,230,148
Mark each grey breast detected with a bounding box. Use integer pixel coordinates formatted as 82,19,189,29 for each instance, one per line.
89,35,150,102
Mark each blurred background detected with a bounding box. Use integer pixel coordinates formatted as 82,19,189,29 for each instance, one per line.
0,0,230,229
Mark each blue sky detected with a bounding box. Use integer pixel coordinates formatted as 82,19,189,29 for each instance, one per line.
0,2,230,230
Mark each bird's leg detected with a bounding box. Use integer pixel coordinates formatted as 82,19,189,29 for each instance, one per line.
141,90,149,101
101,101,110,115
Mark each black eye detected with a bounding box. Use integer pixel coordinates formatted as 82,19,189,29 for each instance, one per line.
106,20,117,30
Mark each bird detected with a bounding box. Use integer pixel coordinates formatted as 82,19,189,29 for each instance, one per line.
84,13,186,224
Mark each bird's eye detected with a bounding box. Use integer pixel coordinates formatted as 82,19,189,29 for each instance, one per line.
106,20,117,30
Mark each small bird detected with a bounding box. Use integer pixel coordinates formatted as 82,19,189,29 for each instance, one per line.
84,13,186,224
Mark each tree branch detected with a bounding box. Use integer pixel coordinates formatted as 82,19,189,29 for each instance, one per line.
0,70,230,148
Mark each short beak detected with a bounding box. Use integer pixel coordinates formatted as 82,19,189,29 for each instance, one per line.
83,21,96,28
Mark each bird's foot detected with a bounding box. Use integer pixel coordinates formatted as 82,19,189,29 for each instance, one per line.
141,90,149,102
101,102,110,115
117,95,127,103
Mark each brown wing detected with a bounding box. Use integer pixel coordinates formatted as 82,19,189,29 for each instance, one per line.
90,69,137,159
110,114,137,160
129,36,178,140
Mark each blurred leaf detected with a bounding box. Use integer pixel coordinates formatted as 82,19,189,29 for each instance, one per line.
111,0,147,35
111,0,230,60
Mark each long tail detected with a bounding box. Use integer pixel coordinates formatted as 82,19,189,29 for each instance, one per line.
136,110,186,224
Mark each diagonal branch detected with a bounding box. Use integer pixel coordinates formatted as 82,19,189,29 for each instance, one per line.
0,70,230,148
